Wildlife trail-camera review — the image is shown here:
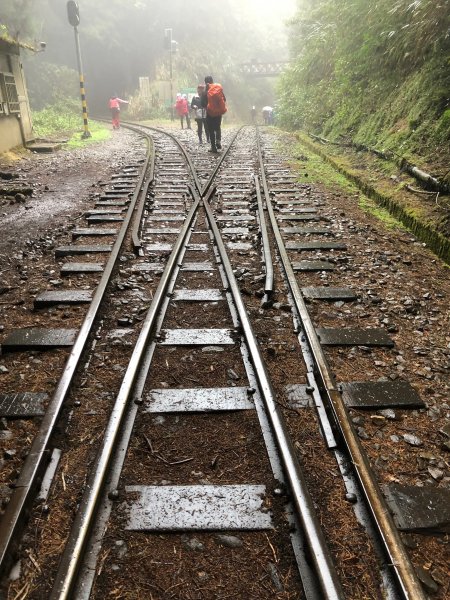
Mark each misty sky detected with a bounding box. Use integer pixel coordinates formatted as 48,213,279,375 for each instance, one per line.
6,0,299,115
236,0,298,29
244,0,297,19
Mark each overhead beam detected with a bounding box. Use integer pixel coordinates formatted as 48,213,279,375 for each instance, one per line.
239,61,290,77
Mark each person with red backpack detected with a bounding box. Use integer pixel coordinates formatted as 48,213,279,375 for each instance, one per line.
201,75,227,153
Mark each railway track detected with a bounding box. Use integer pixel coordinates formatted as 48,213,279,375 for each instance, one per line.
0,124,448,599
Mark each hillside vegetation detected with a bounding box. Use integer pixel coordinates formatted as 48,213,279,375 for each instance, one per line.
278,0,450,176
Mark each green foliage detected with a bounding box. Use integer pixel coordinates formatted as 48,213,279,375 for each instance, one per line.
32,101,89,137
32,102,110,146
0,0,48,41
24,60,80,110
127,95,168,121
280,0,450,164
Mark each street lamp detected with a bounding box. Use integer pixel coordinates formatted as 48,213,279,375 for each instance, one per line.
67,1,91,138
32,41,47,53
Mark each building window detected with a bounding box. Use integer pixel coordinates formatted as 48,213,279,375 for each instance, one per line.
0,76,4,114
0,73,20,113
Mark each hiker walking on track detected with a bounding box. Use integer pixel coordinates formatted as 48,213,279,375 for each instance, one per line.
109,94,129,129
201,75,227,153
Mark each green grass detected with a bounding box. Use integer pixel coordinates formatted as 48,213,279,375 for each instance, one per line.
357,193,405,230
288,138,405,231
289,141,355,193
66,121,111,148
32,104,110,147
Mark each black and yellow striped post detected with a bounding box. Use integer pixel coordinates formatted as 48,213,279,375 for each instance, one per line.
67,1,91,139
74,36,91,138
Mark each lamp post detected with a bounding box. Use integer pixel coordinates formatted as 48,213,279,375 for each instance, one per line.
67,1,91,138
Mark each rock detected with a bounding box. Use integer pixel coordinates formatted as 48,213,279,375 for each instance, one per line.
403,433,423,447
415,566,439,594
215,534,243,549
267,562,283,592
227,368,240,381
428,467,444,481
378,409,397,420
357,427,370,440
8,560,21,581
401,534,418,549
0,365,9,374
114,540,128,558
182,536,204,551
439,422,450,438
117,317,132,326
430,567,447,587
427,406,441,421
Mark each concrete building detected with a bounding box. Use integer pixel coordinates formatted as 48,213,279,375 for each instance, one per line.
0,36,34,153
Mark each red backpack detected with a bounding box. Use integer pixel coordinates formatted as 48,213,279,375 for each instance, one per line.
207,83,227,117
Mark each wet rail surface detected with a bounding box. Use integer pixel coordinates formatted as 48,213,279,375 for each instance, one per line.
0,125,445,599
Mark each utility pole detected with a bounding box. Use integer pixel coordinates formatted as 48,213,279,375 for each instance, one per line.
67,1,91,138
164,28,177,121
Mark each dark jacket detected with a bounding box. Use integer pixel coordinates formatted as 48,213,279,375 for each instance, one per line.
191,95,202,110
192,95,207,120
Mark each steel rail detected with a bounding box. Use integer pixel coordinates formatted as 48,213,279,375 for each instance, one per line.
130,127,155,251
254,174,274,295
121,121,242,199
49,126,244,598
256,133,427,600
0,132,152,579
139,125,203,194
201,127,242,196
202,192,345,600
50,190,202,599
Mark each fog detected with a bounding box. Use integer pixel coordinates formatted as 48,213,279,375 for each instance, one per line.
1,0,298,119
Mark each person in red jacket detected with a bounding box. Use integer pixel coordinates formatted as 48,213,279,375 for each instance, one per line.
175,93,191,129
109,95,129,129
